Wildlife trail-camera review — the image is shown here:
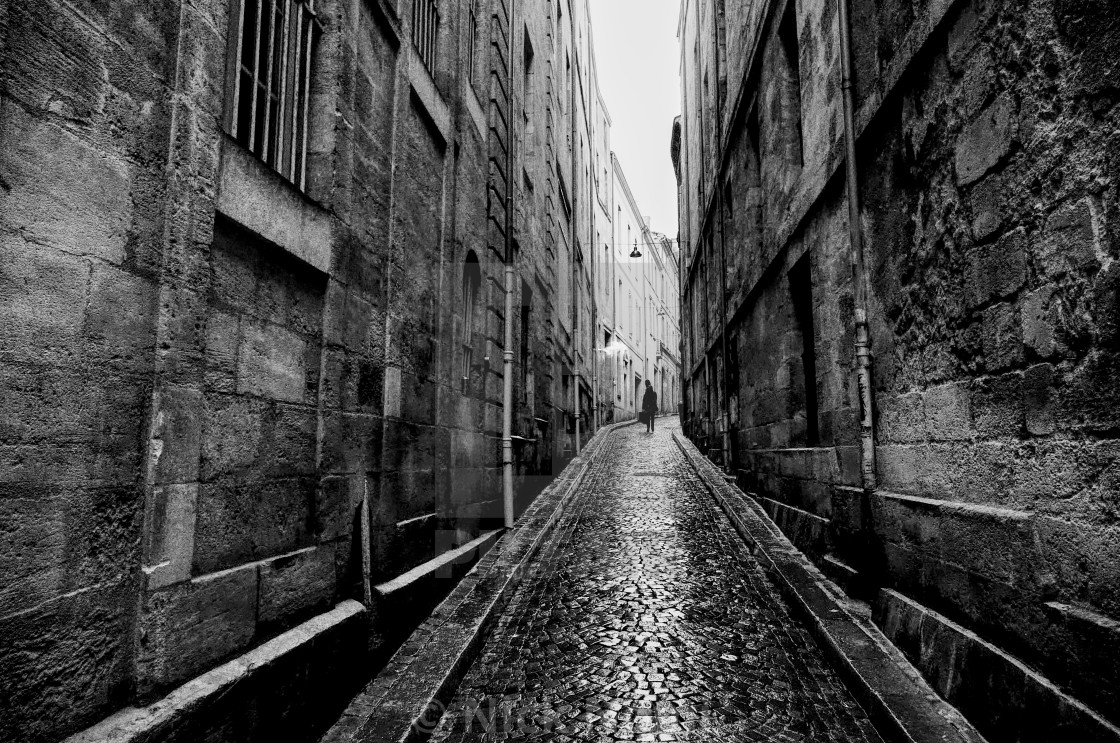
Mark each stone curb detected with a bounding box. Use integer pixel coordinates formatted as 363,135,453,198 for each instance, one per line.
65,600,368,743
672,432,987,743
321,420,637,743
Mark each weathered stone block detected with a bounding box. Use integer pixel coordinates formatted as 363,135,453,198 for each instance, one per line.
759,497,830,558
966,229,1027,309
877,444,925,494
1035,199,1100,280
0,482,140,606
1023,363,1055,436
982,302,1023,371
374,469,437,525
0,236,89,349
878,391,926,443
266,405,319,477
154,286,210,386
1092,261,1120,346
150,385,204,486
204,311,240,393
315,476,361,543
192,478,315,574
874,492,1039,585
317,348,348,411
1057,351,1120,434
448,467,485,513
777,448,814,479
924,383,971,441
320,411,382,474
83,264,157,354
836,445,861,486
383,366,403,418
969,173,1004,243
138,566,257,691
1038,516,1120,621
199,394,266,481
0,580,134,743
1,102,130,263
1021,286,1056,359
0,491,65,610
970,372,1023,438
398,372,438,424
258,545,336,626
144,483,199,590
237,320,309,404
370,511,438,582
955,93,1016,186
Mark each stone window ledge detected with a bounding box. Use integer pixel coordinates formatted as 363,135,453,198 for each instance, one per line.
407,46,451,145
216,137,332,274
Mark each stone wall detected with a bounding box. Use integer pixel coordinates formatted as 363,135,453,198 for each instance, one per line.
677,0,1120,735
0,0,601,740
1,0,168,737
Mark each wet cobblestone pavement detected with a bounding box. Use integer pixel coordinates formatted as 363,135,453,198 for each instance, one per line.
428,419,883,742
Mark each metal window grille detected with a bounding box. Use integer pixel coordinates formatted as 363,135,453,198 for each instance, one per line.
462,265,478,389
225,0,321,190
412,0,440,73
466,6,476,80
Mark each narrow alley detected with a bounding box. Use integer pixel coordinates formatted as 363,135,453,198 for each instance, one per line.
4,0,1120,740
426,419,880,742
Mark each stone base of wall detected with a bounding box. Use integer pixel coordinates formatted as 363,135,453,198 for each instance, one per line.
726,442,1120,739
875,589,1120,743
373,529,503,647
65,602,370,743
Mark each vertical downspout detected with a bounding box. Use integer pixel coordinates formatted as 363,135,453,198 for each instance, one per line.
711,8,733,473
590,107,598,433
570,7,581,456
502,0,518,528
837,0,876,490
588,44,598,435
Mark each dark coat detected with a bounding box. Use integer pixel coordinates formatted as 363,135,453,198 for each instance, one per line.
642,387,658,414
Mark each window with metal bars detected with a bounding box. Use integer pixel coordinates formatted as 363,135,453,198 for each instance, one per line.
466,4,477,83
462,252,481,392
224,0,321,190
412,0,440,73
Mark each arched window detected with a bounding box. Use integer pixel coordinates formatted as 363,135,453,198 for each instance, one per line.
462,251,481,390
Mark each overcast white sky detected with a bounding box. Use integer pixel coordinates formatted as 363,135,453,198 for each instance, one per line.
589,0,682,240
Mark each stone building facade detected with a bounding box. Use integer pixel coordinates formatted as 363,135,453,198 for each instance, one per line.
675,0,1120,738
0,0,632,740
596,154,682,423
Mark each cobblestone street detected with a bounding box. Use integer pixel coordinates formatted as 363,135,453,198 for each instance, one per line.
429,419,883,743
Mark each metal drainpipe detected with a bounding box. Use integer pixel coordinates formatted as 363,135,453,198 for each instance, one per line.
837,0,877,490
502,0,518,529
589,91,598,434
570,8,581,457
711,12,734,474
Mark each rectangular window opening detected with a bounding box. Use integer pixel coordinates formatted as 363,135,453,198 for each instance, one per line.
225,0,322,190
778,0,805,167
